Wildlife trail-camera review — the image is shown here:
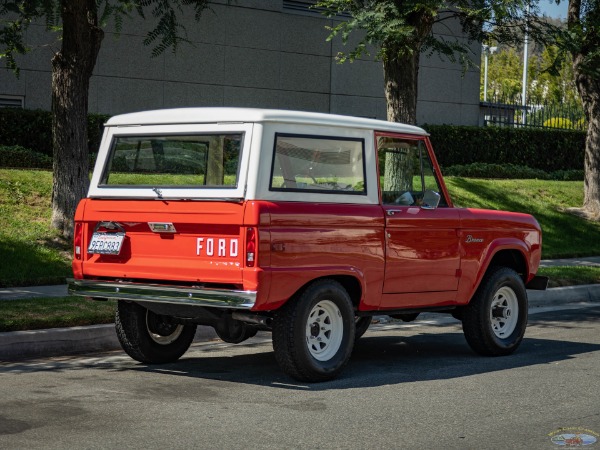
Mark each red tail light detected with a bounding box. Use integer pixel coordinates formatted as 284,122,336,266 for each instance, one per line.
246,227,256,267
74,222,82,260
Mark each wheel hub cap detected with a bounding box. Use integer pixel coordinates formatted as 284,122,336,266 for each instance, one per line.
146,311,184,345
490,286,519,338
305,300,344,362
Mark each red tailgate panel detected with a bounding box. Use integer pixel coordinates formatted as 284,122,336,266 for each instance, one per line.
77,199,246,285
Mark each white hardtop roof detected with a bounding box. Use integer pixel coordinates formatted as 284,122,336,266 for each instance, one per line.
105,107,428,136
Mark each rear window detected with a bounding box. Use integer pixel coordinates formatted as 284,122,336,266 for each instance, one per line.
270,134,366,194
100,134,243,187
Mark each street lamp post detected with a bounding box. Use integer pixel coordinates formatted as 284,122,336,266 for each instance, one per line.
483,44,497,102
521,3,530,125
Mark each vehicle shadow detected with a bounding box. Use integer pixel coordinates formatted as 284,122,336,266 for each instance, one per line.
3,307,598,390
123,306,600,390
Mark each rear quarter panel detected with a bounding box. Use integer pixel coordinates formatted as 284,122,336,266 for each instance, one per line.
251,202,385,311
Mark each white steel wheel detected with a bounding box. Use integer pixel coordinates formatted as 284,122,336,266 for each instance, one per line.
489,286,519,339
305,300,344,361
462,266,528,356
272,279,356,382
146,310,184,345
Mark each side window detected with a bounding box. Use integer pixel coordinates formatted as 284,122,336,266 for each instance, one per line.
377,136,446,206
270,134,366,194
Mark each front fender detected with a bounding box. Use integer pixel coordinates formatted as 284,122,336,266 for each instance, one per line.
457,237,530,305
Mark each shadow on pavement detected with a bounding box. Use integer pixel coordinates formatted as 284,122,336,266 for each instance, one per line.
3,306,599,391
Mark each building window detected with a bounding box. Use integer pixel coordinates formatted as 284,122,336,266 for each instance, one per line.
0,96,24,108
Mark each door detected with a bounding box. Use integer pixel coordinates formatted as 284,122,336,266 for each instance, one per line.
377,134,461,295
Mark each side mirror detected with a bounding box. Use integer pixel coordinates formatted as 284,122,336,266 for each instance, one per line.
421,190,440,210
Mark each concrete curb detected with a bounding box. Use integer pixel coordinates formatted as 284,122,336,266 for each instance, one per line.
1,284,598,362
528,284,600,306
0,324,217,362
0,324,120,361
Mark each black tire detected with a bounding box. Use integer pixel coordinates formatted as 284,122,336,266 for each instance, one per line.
391,313,420,322
451,309,464,321
462,267,528,356
215,318,258,344
272,280,356,382
115,301,197,364
355,316,372,340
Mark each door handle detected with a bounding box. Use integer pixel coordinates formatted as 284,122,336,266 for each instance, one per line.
386,210,403,216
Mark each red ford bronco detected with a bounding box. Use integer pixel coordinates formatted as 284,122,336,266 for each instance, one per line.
68,108,547,381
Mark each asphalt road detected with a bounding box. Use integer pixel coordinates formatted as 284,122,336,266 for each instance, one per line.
1,304,599,449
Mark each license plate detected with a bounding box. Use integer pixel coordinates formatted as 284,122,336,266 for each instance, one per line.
88,232,125,255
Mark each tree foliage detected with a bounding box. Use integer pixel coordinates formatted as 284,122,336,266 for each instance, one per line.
482,43,580,105
315,0,552,124
316,0,553,67
0,0,209,238
0,0,208,73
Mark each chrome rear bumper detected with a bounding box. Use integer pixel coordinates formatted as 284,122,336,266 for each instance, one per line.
67,278,256,309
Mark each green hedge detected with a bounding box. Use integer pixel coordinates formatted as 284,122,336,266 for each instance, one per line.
423,125,586,172
0,145,53,169
0,108,110,157
0,109,587,174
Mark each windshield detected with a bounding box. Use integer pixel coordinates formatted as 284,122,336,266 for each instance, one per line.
100,134,243,188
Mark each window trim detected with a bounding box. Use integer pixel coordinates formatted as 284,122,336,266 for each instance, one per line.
374,132,452,208
269,132,367,196
98,133,243,189
88,123,253,200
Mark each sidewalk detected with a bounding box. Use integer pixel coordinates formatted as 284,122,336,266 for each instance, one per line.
1,256,599,301
0,284,67,300
539,256,600,268
1,256,599,361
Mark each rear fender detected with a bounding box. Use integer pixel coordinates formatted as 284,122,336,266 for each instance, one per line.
252,266,367,312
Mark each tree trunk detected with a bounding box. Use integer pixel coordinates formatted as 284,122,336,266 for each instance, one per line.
576,67,600,216
51,0,103,238
569,0,600,217
381,50,420,193
383,50,420,124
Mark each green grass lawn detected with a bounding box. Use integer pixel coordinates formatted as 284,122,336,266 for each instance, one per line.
0,169,71,287
0,297,115,332
1,168,599,288
446,177,600,258
538,266,600,287
1,168,599,331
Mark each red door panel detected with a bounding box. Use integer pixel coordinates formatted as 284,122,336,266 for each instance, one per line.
382,206,460,295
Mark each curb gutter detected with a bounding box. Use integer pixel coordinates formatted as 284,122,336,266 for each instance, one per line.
1,284,598,362
1,324,218,362
528,284,600,306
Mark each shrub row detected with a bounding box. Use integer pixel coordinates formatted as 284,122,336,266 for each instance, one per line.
0,109,587,173
0,145,53,169
424,125,585,172
3,147,581,180
0,108,109,158
443,163,584,181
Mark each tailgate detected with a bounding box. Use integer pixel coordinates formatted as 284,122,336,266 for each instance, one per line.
79,199,246,285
